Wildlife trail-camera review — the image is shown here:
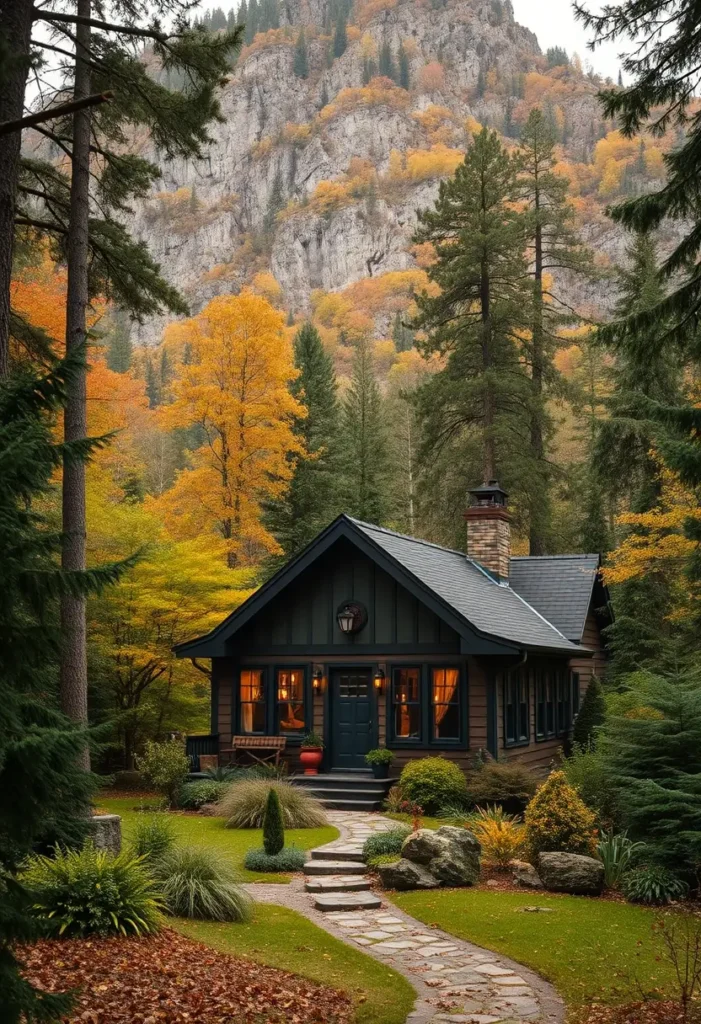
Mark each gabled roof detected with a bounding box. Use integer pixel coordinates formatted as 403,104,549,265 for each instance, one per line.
175,514,585,658
509,554,603,643
350,519,581,654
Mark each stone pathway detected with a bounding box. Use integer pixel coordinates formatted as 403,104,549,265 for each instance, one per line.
245,811,564,1024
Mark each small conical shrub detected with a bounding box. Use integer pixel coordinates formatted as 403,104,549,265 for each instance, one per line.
263,788,284,855
573,676,606,747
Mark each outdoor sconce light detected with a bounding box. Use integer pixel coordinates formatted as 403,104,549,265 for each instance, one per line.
312,667,324,692
336,601,368,635
373,668,386,692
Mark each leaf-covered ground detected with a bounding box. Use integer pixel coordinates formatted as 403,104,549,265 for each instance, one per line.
20,929,354,1024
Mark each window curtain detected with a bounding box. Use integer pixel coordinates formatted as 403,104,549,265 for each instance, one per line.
433,668,459,724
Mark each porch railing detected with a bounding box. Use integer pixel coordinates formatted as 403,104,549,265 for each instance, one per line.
185,734,219,771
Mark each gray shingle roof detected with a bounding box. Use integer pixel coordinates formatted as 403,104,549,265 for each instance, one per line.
349,518,582,654
509,554,600,643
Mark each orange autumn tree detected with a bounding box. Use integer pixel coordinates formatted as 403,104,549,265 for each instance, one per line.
154,291,305,566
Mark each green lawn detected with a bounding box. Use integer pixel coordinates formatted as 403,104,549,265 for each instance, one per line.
392,889,677,1009
385,812,442,830
101,795,339,883
177,905,415,1024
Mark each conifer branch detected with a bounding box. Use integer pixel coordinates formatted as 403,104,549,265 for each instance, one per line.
0,92,113,137
35,11,168,43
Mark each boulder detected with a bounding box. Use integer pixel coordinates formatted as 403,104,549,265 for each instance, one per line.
537,852,605,895
88,813,122,855
401,829,446,865
400,825,480,887
377,858,441,891
509,859,543,889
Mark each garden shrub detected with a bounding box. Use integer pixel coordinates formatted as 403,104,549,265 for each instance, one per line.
467,805,524,869
622,865,689,905
572,676,606,748
129,813,177,861
25,843,162,937
137,740,190,807
465,760,538,813
524,770,598,857
218,780,328,829
562,742,619,826
151,847,252,921
263,788,285,855
596,829,646,888
384,785,407,813
399,757,467,814
112,769,147,791
178,780,230,810
243,846,307,872
362,826,411,862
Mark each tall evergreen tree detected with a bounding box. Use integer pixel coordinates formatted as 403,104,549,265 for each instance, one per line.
333,14,347,58
146,356,161,408
339,336,389,524
246,0,259,42
379,40,395,80
264,169,285,235
294,28,309,78
516,107,591,554
0,355,128,1021
237,0,248,29
398,41,410,90
106,313,133,373
267,323,340,558
412,129,531,503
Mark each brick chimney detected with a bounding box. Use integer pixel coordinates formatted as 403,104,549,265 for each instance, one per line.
464,481,511,581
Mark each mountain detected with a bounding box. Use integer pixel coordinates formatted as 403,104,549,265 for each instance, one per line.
126,0,628,344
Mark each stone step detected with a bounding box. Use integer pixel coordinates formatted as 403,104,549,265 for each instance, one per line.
316,798,385,812
302,787,390,800
314,891,382,912
305,876,371,893
304,859,369,876
310,846,365,862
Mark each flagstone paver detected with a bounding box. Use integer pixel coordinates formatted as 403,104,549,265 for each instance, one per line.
245,810,564,1024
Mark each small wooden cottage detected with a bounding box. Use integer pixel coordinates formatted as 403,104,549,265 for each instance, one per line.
177,482,610,781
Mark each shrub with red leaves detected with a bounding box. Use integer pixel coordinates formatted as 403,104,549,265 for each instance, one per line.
19,929,354,1024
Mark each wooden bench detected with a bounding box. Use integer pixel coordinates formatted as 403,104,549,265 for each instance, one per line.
220,736,287,768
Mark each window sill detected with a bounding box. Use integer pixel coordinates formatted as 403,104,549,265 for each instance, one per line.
504,739,531,749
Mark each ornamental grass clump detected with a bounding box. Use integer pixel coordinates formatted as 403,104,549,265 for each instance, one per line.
218,780,328,829
524,770,598,858
399,757,468,814
243,846,307,872
130,813,177,861
151,847,253,921
362,826,411,863
25,843,162,937
467,806,525,869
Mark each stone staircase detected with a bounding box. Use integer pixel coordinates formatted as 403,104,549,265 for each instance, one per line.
290,771,393,811
303,841,381,912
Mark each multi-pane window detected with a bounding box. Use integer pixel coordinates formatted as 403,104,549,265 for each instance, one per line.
277,669,305,734
557,669,571,735
535,668,556,741
392,668,421,740
432,668,461,740
240,669,266,734
572,672,581,719
504,670,529,746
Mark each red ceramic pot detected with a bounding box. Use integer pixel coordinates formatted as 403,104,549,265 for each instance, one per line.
300,747,323,775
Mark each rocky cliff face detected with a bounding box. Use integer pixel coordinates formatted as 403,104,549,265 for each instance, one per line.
130,0,608,343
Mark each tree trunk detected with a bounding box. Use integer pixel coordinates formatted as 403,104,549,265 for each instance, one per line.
529,213,547,554
60,0,91,769
480,257,496,482
0,0,34,376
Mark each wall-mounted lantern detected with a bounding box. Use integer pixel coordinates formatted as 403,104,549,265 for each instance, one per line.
373,667,386,693
312,666,325,693
336,601,368,635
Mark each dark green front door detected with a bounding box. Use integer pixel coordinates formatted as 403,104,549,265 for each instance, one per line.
331,670,373,771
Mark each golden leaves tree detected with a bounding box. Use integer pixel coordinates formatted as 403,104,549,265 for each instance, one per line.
154,291,305,566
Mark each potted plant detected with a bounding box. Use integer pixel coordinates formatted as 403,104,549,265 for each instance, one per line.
365,747,394,780
300,732,324,775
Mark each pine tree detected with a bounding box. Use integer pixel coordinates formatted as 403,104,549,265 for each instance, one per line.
211,7,227,30
333,14,347,58
267,323,340,559
228,9,237,31
398,41,410,90
263,788,285,855
237,0,248,29
146,356,161,408
572,676,606,747
264,168,285,235
339,336,389,524
412,129,531,502
516,107,591,554
0,355,128,1022
392,311,414,352
294,28,309,78
362,56,377,84
601,667,701,873
476,67,486,98
379,40,395,80
319,81,329,109
617,68,623,87
106,312,133,373
246,0,259,42
160,347,172,393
